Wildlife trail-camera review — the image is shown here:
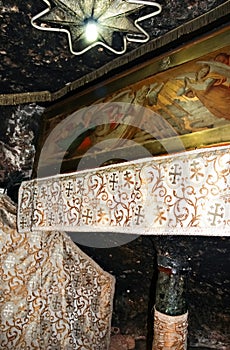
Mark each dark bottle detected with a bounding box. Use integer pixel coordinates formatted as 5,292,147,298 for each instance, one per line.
152,255,190,350
155,255,189,315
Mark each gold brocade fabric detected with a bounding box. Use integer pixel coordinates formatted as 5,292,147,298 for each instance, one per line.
152,308,188,350
0,195,115,350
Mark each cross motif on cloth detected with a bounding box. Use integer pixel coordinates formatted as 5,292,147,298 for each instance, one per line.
208,203,224,226
48,212,56,226
20,216,27,229
82,208,93,225
2,303,14,318
135,205,144,225
109,173,119,191
29,232,41,244
4,255,16,269
51,295,62,311
27,324,39,339
65,181,73,197
91,297,100,313
169,163,182,185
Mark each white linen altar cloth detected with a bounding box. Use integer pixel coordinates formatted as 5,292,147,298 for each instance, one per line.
18,145,230,236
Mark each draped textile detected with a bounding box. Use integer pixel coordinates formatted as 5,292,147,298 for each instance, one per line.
18,145,230,236
152,308,188,350
0,194,115,350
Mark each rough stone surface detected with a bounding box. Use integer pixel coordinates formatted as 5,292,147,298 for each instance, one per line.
1,0,228,95
79,235,230,349
109,332,135,350
0,104,43,200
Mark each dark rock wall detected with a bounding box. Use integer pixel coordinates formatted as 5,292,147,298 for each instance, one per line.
79,235,230,349
1,0,228,95
0,104,44,201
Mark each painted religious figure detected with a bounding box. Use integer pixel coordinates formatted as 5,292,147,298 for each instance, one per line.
63,51,230,159
177,53,230,120
37,39,230,174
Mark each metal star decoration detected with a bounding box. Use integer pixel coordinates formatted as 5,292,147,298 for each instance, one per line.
31,0,162,55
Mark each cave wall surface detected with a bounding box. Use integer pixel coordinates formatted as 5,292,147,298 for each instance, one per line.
79,235,230,349
0,104,44,201
1,0,229,99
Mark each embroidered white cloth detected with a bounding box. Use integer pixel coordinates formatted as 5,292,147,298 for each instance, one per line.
0,194,115,350
18,145,230,236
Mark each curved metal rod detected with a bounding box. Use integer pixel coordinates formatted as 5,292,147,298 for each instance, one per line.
31,0,162,55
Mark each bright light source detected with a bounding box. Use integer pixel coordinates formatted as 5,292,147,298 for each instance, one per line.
84,20,99,42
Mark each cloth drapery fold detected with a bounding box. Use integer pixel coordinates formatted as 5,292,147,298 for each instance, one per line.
0,194,115,350
18,145,230,236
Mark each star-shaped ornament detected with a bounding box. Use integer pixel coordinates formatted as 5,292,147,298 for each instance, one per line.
31,0,162,55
